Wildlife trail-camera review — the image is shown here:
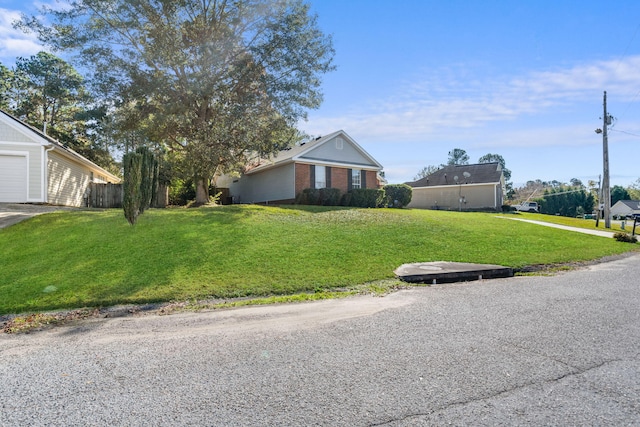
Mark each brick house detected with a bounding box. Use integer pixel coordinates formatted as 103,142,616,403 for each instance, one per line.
218,130,383,204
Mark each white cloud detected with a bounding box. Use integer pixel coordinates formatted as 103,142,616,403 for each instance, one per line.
303,56,640,145
472,123,600,150
0,7,45,63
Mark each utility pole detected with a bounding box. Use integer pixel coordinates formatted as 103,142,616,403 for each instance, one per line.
602,91,611,229
595,174,601,228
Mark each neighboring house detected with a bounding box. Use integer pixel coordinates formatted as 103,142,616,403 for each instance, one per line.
610,200,640,218
218,130,383,204
405,162,505,211
0,109,120,207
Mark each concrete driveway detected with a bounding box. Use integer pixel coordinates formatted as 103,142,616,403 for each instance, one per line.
0,203,76,229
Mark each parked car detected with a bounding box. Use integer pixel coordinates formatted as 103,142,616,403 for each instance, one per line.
514,202,539,213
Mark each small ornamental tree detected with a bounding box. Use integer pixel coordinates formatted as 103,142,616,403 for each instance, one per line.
136,146,157,213
123,152,143,225
124,147,158,223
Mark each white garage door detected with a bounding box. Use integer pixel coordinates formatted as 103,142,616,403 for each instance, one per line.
0,155,28,203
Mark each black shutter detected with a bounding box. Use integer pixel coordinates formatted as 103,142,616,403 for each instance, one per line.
347,168,352,190
310,165,315,189
361,170,367,189
326,166,331,188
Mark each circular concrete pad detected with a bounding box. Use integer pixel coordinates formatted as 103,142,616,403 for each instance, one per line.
395,261,513,284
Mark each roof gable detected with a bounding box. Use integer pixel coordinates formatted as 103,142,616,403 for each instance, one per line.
0,109,120,182
615,200,640,210
246,130,382,174
406,163,503,187
0,109,50,146
298,131,381,168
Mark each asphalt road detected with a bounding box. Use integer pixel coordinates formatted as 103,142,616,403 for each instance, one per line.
1,254,639,426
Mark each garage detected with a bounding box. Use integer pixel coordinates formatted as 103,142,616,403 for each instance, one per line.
0,154,28,203
2,109,121,206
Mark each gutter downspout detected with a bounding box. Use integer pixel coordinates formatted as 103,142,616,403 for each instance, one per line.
43,145,55,204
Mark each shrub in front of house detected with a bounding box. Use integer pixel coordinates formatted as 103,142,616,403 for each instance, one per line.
296,188,343,206
319,188,341,206
296,188,320,205
342,188,386,208
383,184,412,208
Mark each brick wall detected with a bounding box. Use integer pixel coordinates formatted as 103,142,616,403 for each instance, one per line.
295,163,378,196
294,163,311,195
364,170,377,189
331,167,349,193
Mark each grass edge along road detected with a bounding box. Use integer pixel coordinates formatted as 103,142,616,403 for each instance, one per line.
1,205,637,318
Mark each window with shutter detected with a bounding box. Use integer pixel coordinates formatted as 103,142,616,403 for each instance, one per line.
351,169,361,189
315,165,326,188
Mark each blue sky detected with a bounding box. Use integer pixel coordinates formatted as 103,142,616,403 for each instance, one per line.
2,1,640,187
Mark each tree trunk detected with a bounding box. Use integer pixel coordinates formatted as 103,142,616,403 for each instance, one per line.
195,177,209,205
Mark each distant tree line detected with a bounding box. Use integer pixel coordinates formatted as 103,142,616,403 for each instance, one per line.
513,179,639,218
537,186,595,217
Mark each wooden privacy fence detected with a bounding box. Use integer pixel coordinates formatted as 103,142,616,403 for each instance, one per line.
88,183,168,208
88,183,122,208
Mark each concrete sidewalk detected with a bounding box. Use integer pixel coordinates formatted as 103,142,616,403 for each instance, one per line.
497,215,618,238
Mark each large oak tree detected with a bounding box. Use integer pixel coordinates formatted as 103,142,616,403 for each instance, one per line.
20,0,335,203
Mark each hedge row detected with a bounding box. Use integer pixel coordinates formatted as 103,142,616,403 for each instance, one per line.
295,184,412,208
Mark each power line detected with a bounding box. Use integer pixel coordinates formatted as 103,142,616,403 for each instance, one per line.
541,189,588,197
617,89,640,122
611,128,640,138
614,22,640,72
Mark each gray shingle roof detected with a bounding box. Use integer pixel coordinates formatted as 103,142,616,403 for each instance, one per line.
405,163,502,187
616,200,640,210
249,130,341,171
246,129,382,174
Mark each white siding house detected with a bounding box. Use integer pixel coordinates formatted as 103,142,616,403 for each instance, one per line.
610,200,640,218
0,109,120,206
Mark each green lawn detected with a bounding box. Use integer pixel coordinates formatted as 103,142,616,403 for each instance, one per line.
1,205,637,315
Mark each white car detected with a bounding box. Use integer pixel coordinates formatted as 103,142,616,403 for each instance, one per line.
515,202,539,213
